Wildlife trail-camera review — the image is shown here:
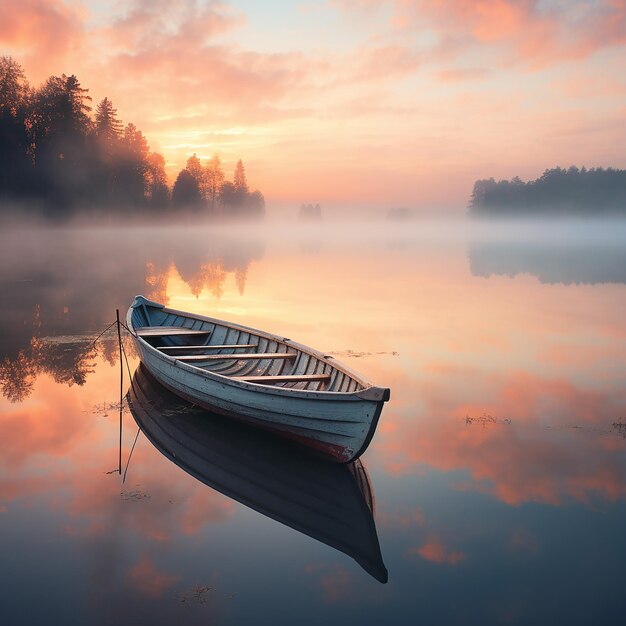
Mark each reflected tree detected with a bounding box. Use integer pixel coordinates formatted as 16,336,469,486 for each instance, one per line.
0,351,37,403
30,338,97,388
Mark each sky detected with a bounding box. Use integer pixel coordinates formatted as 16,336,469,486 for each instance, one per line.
1,0,625,210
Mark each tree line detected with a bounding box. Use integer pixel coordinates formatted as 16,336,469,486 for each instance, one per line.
173,153,264,220
469,166,626,216
0,56,264,220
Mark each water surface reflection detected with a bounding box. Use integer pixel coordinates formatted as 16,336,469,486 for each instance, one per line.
1,222,625,625
128,365,388,583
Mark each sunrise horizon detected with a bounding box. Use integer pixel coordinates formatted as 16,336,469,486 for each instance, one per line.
3,0,625,210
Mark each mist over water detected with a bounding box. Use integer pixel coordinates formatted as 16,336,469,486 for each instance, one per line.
1,215,626,625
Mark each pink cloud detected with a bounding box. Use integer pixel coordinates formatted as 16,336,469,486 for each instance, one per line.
0,0,84,79
409,538,466,565
93,1,310,117
106,0,242,50
306,563,354,603
377,367,626,506
128,557,180,597
336,0,626,67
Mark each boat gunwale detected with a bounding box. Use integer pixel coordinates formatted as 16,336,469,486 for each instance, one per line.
127,296,389,402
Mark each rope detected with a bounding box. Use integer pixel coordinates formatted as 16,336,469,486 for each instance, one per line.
122,427,141,484
86,320,118,351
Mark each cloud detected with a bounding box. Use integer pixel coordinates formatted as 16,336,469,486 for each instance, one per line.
0,375,92,468
377,367,626,506
1,0,625,205
128,557,180,597
105,0,242,50
409,538,466,565
93,1,310,115
435,67,489,82
305,563,354,603
351,44,422,80
0,0,85,78
335,0,626,67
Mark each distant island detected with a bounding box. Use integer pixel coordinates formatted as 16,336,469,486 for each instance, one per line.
298,203,322,221
387,208,415,221
0,56,264,221
469,167,626,216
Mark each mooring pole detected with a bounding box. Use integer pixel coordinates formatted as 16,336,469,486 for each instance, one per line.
116,309,123,475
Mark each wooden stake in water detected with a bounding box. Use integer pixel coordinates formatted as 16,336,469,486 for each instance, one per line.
116,309,123,475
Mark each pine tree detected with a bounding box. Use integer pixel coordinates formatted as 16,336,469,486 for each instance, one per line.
146,152,169,209
233,159,248,192
94,98,123,148
204,154,225,211
0,56,28,118
119,123,150,206
0,57,32,200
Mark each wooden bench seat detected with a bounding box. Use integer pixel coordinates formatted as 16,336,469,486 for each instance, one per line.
176,352,296,362
158,344,256,352
232,373,331,384
136,326,211,337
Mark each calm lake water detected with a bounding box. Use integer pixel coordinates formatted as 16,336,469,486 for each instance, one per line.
1,220,625,625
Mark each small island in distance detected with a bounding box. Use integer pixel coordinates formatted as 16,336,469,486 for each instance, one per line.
469,166,626,217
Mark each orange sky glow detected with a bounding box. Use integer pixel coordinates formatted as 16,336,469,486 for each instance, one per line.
2,0,626,208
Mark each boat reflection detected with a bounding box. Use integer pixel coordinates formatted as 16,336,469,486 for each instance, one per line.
127,365,388,583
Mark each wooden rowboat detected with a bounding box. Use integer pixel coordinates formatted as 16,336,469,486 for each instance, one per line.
127,295,390,463
127,365,388,583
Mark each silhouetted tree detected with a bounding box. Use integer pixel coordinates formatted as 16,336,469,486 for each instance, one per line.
146,152,169,209
92,97,123,205
186,153,204,184
28,73,92,212
469,166,626,216
172,169,203,210
246,190,265,219
204,154,224,212
299,203,322,221
219,180,243,209
0,58,267,220
0,57,32,203
0,56,28,116
234,158,248,192
219,159,264,220
94,98,123,151
118,122,149,207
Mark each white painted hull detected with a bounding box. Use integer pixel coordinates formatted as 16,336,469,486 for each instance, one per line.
127,296,389,462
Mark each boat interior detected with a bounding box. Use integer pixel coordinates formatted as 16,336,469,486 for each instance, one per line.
131,302,365,393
